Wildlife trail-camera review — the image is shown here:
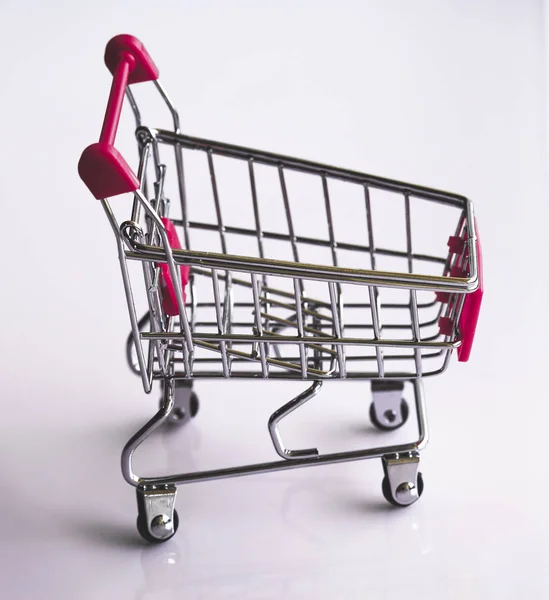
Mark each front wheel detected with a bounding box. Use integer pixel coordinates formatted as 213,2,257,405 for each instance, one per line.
137,509,180,544
382,472,424,507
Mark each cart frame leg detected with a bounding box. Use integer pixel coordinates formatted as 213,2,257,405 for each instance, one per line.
163,379,195,425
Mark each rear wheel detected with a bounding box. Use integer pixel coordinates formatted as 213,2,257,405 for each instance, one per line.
369,398,409,431
382,472,424,507
137,509,180,544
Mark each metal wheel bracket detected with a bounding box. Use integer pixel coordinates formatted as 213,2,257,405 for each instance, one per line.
165,381,193,425
137,485,178,541
382,451,420,506
372,381,406,428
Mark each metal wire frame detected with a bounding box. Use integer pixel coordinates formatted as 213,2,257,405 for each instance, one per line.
109,80,480,385
124,267,455,381
130,130,478,285
121,378,429,488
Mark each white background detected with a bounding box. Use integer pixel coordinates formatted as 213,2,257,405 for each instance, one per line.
0,1,547,598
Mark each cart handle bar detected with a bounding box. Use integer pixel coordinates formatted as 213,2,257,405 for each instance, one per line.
78,34,158,199
457,220,483,362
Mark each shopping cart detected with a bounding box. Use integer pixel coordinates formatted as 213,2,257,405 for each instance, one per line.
78,34,483,543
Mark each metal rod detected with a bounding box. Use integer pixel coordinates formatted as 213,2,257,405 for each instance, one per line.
268,381,322,459
211,269,230,377
328,282,346,378
404,192,422,377
102,200,152,393
322,174,338,267
121,380,428,487
140,330,458,349
186,272,438,309
125,244,478,292
404,193,413,274
165,349,442,365
248,159,265,260
293,278,307,378
207,150,227,255
150,128,467,207
170,219,447,266
279,165,299,263
251,273,269,377
157,368,443,380
125,86,142,127
131,141,151,224
410,290,422,377
369,285,384,377
364,185,376,271
153,80,181,133
136,191,193,377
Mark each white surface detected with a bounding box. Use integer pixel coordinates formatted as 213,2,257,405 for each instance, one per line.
0,1,547,598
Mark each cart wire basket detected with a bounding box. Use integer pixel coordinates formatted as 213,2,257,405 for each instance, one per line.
78,34,484,543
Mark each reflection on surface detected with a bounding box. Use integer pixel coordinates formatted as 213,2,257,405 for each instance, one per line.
137,545,185,600
134,472,432,599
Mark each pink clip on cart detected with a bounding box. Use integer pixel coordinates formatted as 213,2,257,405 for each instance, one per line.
79,34,483,543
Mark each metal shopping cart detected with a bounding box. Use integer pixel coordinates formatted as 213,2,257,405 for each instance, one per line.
78,35,483,543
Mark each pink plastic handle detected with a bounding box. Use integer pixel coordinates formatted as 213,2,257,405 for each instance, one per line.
78,35,159,199
457,220,483,362
159,218,191,315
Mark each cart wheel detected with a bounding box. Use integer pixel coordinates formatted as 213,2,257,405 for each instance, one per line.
189,392,199,418
369,399,409,431
137,509,179,544
382,472,424,507
161,392,200,424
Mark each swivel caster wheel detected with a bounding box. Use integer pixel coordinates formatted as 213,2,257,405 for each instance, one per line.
137,510,179,544
370,380,409,430
136,486,179,544
382,472,424,507
161,384,200,425
381,452,423,507
370,399,409,431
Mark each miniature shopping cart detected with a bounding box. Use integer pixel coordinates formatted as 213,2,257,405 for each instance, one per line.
78,35,483,543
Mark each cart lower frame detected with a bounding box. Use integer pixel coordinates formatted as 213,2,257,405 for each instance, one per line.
124,377,428,543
